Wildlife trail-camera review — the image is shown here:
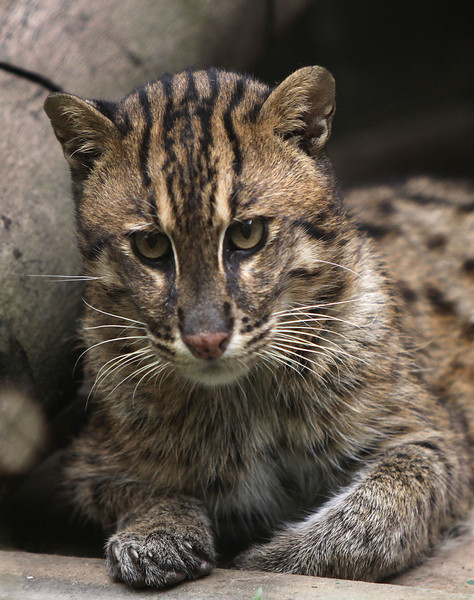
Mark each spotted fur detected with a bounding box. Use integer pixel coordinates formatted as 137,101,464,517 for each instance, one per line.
44,67,473,587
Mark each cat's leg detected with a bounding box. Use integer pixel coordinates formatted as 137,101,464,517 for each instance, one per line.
63,436,216,588
106,496,215,588
236,439,470,581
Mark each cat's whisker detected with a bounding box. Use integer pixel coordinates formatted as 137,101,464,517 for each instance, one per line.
105,359,165,401
83,300,146,326
272,330,367,365
275,325,354,344
259,346,310,379
24,274,104,281
75,335,148,373
234,378,249,405
279,314,360,328
269,341,344,382
131,360,163,406
94,346,150,374
272,333,359,363
121,196,158,216
268,342,329,366
273,299,359,316
84,324,147,331
145,362,171,395
312,259,361,278
87,349,154,407
252,351,284,380
153,363,175,393
127,220,154,232
93,348,152,390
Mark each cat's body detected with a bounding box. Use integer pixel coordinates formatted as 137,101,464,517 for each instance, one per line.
44,67,473,587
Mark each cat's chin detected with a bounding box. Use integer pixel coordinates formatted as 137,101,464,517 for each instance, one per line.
179,360,250,387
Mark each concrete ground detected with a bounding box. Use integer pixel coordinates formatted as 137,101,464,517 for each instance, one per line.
2,513,473,600
0,550,472,600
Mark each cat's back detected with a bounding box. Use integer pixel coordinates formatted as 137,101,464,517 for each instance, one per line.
345,176,474,448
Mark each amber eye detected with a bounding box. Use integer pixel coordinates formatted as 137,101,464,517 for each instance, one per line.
131,230,171,263
227,219,266,251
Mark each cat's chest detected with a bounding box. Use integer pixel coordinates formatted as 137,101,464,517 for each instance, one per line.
125,398,329,513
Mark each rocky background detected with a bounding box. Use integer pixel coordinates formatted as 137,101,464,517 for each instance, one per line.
0,0,472,555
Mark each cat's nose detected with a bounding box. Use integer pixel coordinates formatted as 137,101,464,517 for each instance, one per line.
182,331,230,359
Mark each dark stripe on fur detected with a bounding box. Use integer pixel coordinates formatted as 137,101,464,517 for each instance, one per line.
137,87,159,221
288,268,323,280
199,68,220,224
160,75,182,222
138,87,152,188
93,100,117,124
223,78,246,215
293,219,337,242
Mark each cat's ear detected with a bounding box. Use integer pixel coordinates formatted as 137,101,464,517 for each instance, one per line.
260,66,335,153
44,93,119,178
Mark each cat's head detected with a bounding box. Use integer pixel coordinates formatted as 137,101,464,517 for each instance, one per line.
44,67,355,387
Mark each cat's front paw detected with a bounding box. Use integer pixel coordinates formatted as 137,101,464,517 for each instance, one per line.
235,542,290,573
106,529,215,588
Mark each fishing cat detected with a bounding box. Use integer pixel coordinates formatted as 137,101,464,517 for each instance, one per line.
43,66,473,588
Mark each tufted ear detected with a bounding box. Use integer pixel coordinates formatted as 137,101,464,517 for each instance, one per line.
44,93,119,181
260,66,335,153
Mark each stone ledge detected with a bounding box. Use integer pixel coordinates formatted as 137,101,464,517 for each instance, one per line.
1,551,473,600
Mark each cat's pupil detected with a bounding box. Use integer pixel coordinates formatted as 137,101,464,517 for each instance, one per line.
240,221,252,239
146,233,160,248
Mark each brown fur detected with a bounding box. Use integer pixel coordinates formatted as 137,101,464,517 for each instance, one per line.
44,67,473,587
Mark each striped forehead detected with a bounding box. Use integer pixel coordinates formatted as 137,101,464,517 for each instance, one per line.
128,69,270,231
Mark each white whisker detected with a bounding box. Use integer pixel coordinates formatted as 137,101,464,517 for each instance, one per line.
312,259,361,278
272,334,364,367
279,314,359,328
273,299,359,316
275,325,353,344
268,342,328,365
84,324,147,331
24,274,103,281
259,346,308,378
93,348,152,390
274,328,357,354
105,359,163,401
86,349,153,407
83,300,146,326
131,360,163,405
75,335,148,373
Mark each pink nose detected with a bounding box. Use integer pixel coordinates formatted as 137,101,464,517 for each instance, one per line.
182,331,230,359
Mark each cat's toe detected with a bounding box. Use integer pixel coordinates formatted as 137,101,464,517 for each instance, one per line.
106,539,149,587
106,531,214,588
144,532,215,580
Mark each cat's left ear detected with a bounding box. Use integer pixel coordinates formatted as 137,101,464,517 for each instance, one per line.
44,93,119,180
260,66,335,153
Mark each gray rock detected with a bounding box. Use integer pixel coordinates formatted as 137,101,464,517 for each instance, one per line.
2,550,473,600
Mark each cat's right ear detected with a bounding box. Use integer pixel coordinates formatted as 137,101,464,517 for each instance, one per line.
44,93,119,179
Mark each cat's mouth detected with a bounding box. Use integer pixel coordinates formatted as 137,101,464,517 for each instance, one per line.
147,331,251,386
178,357,250,387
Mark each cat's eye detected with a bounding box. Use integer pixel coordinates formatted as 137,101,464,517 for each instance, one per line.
131,230,171,263
226,219,266,252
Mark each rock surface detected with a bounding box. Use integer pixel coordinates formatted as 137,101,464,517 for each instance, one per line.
1,550,473,600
